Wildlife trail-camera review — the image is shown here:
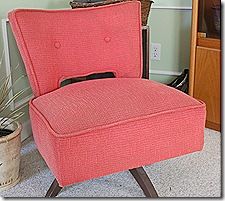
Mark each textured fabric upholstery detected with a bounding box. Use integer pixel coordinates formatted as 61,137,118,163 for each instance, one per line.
29,78,206,186
9,1,206,189
8,1,142,97
32,78,205,135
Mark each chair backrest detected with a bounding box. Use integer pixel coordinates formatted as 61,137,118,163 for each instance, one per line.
8,1,142,97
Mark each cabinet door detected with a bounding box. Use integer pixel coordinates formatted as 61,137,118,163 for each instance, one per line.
194,46,220,130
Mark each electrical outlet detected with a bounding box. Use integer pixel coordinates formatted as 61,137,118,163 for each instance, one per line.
151,43,161,61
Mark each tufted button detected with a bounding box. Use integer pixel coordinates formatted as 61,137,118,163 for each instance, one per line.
54,42,61,49
104,37,111,43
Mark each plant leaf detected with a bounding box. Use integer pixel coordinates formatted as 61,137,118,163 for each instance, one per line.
0,74,28,106
0,50,4,69
0,63,20,86
0,76,10,106
1,112,24,130
0,87,29,115
0,101,28,126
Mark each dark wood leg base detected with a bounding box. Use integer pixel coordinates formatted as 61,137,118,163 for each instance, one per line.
45,167,158,197
45,179,63,197
129,167,158,198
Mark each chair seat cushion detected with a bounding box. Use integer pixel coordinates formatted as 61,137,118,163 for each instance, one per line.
29,78,206,186
31,78,204,136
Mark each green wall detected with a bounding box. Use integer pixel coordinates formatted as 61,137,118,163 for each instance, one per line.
0,0,192,138
153,0,191,7
149,9,192,83
149,0,192,84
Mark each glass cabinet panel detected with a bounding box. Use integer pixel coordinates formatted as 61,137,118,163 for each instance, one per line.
198,0,221,39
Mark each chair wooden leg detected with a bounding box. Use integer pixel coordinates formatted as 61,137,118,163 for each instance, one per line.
129,167,158,198
45,179,62,197
45,168,157,197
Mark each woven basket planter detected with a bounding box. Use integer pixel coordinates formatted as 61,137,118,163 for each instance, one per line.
70,0,154,26
140,0,154,25
0,121,22,191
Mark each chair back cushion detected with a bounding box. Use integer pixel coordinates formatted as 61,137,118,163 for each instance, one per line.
8,1,142,97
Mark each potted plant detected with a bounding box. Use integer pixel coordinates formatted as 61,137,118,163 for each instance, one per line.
0,50,28,191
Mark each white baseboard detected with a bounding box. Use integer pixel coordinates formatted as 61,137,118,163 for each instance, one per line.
152,6,192,10
21,120,32,141
149,69,182,76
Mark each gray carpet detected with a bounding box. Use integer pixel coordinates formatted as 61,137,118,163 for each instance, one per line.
0,128,221,197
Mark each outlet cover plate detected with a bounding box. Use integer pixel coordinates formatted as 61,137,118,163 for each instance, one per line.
151,43,161,61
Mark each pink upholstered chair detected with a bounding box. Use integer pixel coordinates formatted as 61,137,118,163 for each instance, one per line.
8,1,206,197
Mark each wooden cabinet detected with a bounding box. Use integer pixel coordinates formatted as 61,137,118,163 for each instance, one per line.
194,46,220,130
189,0,221,131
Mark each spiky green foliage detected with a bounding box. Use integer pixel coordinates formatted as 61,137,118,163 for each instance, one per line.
0,50,30,135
